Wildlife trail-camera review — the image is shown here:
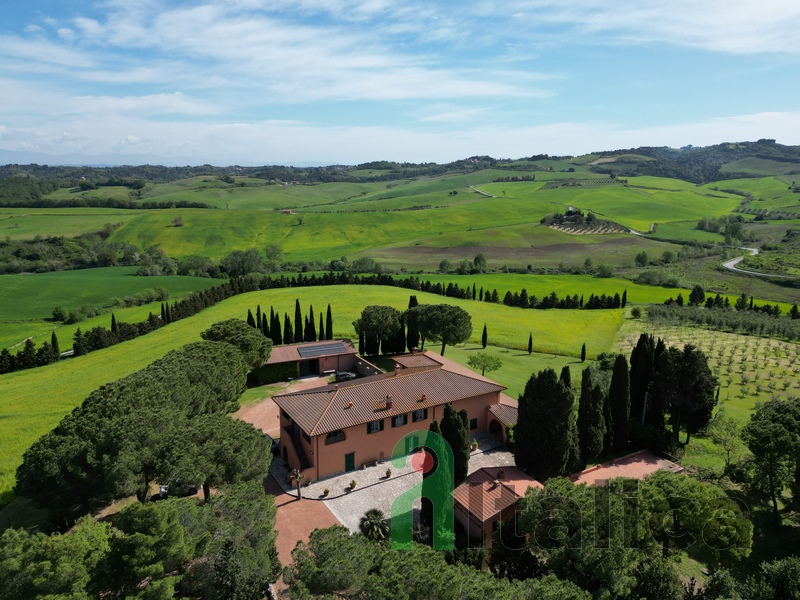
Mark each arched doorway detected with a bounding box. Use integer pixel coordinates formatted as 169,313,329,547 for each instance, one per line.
489,419,503,441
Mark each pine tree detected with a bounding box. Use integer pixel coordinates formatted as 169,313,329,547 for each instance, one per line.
247,309,256,328
527,333,533,355
326,304,333,339
580,343,586,362
283,313,293,344
295,299,302,341
609,354,630,452
577,367,606,465
441,403,470,486
515,368,580,480
111,313,118,336
481,324,487,349
51,331,60,360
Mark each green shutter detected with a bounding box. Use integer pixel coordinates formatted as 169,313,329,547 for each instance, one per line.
403,414,408,425
380,419,384,431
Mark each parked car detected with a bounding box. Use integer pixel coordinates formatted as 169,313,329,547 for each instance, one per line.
335,371,356,382
159,479,200,499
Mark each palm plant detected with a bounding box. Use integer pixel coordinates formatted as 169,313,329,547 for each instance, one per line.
359,508,389,542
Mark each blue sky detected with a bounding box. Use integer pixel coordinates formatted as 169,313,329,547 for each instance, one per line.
1,0,800,166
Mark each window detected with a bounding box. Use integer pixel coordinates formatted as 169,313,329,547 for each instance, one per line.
325,430,345,444
469,418,478,430
392,413,408,428
412,408,428,423
367,419,384,434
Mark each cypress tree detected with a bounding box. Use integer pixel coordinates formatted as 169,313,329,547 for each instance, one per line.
51,331,60,359
326,304,333,339
318,313,325,341
73,328,86,357
406,295,420,352
527,333,533,355
621,289,627,308
247,309,256,328
441,403,470,486
472,283,476,300
295,299,302,341
515,368,579,480
479,287,484,301
577,367,606,465
262,314,270,339
609,354,630,452
256,305,262,330
560,365,571,389
629,333,655,420
110,313,118,336
283,313,293,344
581,343,586,362
160,303,166,323
358,329,365,355
482,324,488,349
273,313,283,345
303,316,310,342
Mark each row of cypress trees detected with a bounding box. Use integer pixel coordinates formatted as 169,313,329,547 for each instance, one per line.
246,300,334,345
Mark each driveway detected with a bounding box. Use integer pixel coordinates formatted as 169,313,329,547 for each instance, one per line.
235,376,330,438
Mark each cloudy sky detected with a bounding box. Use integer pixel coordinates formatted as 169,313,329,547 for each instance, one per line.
2,0,800,166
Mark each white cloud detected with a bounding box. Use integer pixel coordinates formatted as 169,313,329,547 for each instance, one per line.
73,92,218,117
505,0,800,54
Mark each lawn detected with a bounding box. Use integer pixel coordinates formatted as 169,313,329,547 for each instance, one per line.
0,284,625,501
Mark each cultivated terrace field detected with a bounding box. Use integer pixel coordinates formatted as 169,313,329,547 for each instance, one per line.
1,141,800,595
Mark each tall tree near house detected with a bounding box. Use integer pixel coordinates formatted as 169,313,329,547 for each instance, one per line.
602,389,614,455
392,315,406,354
295,299,302,343
467,352,502,377
283,313,293,345
319,313,325,341
406,295,420,352
577,367,606,465
308,305,317,341
246,309,256,328
559,365,571,390
481,324,487,349
609,354,630,452
629,333,656,421
262,312,270,338
354,305,401,356
303,316,311,343
527,333,533,355
440,403,470,486
256,305,262,330
326,304,333,339
272,313,282,345
358,330,365,356
515,368,580,481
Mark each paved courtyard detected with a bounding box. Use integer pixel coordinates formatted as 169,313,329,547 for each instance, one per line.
270,432,516,533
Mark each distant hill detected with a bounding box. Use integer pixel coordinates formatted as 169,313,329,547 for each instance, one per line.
3,141,800,186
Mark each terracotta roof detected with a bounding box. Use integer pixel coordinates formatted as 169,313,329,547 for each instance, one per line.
393,353,442,369
570,450,684,486
488,403,518,427
265,339,357,365
453,467,542,522
273,355,506,436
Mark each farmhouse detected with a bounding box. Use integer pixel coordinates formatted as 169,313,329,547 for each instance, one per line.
263,339,358,378
273,350,517,481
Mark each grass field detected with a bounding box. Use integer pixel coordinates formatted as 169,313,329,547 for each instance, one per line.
0,267,219,321
702,177,800,212
0,284,624,500
720,158,800,177
0,208,142,240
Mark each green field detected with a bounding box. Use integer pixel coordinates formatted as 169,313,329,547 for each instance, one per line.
0,284,624,499
0,208,142,240
703,177,800,212
0,267,219,321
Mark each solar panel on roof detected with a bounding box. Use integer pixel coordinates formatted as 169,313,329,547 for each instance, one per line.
297,342,347,358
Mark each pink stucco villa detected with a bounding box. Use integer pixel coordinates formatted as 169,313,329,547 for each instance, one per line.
273,350,518,482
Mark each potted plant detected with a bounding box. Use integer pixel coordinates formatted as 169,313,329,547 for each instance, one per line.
385,468,392,478
350,479,357,489
323,488,330,497
471,440,479,452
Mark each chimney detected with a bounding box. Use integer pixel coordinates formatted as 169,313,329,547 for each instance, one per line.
347,401,353,408
418,393,427,402
411,347,418,355
394,364,401,376
385,395,393,409
334,384,339,391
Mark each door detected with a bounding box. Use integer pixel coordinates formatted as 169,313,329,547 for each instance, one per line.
345,452,355,473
